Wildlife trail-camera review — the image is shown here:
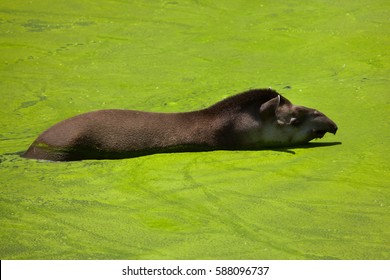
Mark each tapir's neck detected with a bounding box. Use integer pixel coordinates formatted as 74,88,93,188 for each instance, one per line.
169,110,224,149
177,108,242,150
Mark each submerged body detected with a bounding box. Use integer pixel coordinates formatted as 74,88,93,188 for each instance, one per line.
23,89,338,161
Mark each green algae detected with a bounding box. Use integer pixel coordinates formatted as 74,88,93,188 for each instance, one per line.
0,0,389,259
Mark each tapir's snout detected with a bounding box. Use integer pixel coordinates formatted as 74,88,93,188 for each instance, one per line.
330,122,338,135
323,117,338,134
327,118,338,134
312,115,338,139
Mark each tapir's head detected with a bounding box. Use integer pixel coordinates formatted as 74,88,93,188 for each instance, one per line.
258,95,338,146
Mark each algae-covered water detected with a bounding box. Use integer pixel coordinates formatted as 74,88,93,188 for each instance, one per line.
0,0,389,259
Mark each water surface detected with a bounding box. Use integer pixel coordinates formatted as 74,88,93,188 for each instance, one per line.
0,0,389,259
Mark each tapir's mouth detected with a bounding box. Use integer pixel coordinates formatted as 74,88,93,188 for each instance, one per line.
312,129,327,139
311,126,338,139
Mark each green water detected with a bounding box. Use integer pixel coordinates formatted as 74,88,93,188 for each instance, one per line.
0,0,389,259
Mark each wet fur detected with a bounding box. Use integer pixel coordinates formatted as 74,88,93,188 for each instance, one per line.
23,89,337,161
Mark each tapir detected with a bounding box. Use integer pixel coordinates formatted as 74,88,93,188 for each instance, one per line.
22,88,338,161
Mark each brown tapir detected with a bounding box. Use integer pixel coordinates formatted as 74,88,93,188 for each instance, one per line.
22,88,338,161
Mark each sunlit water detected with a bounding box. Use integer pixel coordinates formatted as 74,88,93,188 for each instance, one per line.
0,0,389,259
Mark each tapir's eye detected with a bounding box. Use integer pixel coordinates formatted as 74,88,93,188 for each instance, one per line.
290,118,301,126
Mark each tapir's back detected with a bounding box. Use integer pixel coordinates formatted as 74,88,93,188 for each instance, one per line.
22,109,208,161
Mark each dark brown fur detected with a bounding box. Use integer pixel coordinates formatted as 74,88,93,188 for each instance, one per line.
23,89,337,161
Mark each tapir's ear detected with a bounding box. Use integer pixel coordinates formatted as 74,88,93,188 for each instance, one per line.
259,95,280,119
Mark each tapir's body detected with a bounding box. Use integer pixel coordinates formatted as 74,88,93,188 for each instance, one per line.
23,89,337,161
